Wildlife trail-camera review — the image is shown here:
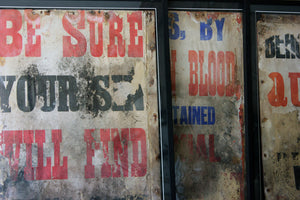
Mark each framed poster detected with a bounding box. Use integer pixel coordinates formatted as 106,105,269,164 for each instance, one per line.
0,1,172,199
256,7,300,199
168,1,246,199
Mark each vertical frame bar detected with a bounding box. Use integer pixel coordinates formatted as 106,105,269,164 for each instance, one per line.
156,0,176,199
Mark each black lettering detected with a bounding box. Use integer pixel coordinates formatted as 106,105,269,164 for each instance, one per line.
124,85,144,111
0,76,15,112
277,152,281,162
265,36,275,58
112,75,126,110
124,75,133,83
294,36,300,59
17,76,36,112
275,35,285,59
294,166,300,190
292,152,299,160
57,76,79,112
112,75,122,83
285,34,294,59
111,74,135,111
277,152,287,161
92,76,111,111
112,102,124,111
112,75,133,83
37,76,56,112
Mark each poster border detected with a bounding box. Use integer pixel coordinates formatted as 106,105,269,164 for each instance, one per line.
250,4,300,200
0,0,175,199
168,1,248,200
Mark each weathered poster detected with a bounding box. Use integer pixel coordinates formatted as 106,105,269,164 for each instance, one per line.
0,9,161,199
169,11,245,199
257,14,300,199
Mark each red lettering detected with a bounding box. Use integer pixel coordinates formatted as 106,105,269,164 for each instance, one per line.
208,51,216,96
24,130,34,180
217,51,225,96
112,128,129,177
84,129,96,178
52,130,68,179
171,50,176,96
171,134,220,163
209,134,220,162
289,72,300,106
3,130,22,180
35,130,51,180
87,12,104,57
189,50,198,96
183,134,193,155
268,72,287,107
225,51,236,97
62,11,87,57
130,128,147,177
24,9,41,57
174,134,193,160
199,51,208,96
101,129,111,178
196,134,207,160
127,11,143,57
189,51,239,97
108,12,125,57
0,10,22,57
0,131,2,156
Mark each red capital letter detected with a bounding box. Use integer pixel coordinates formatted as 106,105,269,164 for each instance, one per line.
101,129,111,178
130,128,147,177
108,12,125,57
197,134,207,160
0,10,22,57
226,51,237,97
24,130,34,180
289,73,300,106
199,51,208,96
209,134,220,162
87,12,104,57
84,129,95,178
189,50,198,96
208,51,216,96
127,11,143,57
35,130,51,180
217,51,225,96
112,128,129,177
3,130,22,180
24,9,41,57
52,130,68,179
63,11,87,57
268,72,287,107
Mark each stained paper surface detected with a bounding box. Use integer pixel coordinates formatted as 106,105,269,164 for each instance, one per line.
257,14,300,199
0,9,161,199
169,11,245,199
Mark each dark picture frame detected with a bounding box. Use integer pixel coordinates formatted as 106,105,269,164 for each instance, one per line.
250,4,300,200
0,0,175,199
